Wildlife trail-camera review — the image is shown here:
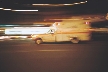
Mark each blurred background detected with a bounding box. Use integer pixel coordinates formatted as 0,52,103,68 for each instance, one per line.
0,1,108,72
0,0,108,40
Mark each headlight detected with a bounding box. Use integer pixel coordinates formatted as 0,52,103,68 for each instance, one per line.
31,34,38,37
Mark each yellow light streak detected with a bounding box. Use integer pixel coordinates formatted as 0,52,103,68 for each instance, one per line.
32,4,50,5
3,9,11,10
0,8,3,9
80,2,86,3
63,4,74,5
74,3,80,4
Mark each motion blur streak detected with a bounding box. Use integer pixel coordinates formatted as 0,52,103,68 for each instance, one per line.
3,9,11,10
38,50,71,52
32,1,87,6
0,8,3,9
12,10,38,11
0,50,73,53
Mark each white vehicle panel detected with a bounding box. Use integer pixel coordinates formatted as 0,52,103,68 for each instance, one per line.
41,34,55,42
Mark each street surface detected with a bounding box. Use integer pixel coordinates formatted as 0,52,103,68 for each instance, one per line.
0,39,108,72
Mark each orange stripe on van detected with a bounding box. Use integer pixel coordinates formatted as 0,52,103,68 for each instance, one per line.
57,32,91,34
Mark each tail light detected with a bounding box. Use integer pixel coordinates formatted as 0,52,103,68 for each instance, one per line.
85,22,90,24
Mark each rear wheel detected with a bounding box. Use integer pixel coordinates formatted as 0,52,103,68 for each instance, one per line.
71,37,79,44
35,39,42,44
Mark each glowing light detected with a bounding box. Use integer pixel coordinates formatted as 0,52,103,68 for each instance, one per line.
64,4,74,5
12,10,38,11
49,19,80,20
80,2,86,3
0,8,3,9
85,22,90,24
32,4,50,5
31,35,38,38
3,9,11,10
74,3,80,4
0,30,4,31
32,2,86,6
20,36,27,38
5,28,51,34
0,36,9,39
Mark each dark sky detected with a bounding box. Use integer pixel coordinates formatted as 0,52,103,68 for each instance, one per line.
0,0,108,23
0,0,108,9
87,0,108,13
0,0,108,14
1,0,87,4
2,0,108,4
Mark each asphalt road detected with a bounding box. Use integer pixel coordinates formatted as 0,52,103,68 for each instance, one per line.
0,39,108,72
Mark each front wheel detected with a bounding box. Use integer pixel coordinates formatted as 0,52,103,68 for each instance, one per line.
35,39,42,44
71,38,79,44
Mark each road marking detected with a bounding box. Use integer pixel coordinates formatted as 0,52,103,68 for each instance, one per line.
0,44,73,46
15,50,70,52
37,50,70,52
0,49,73,53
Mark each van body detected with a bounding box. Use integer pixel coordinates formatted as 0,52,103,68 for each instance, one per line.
31,20,91,44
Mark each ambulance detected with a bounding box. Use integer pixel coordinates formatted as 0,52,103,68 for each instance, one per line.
31,19,92,44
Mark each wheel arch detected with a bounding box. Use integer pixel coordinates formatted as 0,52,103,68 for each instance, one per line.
35,38,42,41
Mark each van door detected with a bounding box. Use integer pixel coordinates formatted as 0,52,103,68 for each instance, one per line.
42,29,55,42
55,30,63,42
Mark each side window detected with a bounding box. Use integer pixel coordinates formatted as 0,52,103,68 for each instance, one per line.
50,29,55,33
47,29,55,34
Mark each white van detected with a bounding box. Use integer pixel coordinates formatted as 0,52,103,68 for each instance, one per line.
31,20,91,44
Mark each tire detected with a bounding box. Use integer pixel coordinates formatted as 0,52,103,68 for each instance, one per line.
35,39,42,45
71,38,79,44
